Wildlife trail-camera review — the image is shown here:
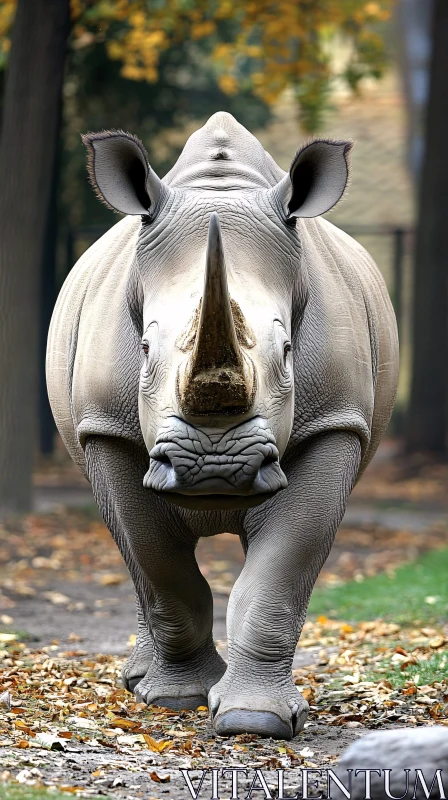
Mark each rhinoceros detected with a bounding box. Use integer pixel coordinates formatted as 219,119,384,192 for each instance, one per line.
46,112,398,739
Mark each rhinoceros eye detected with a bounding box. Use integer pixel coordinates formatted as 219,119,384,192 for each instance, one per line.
283,342,292,360
142,342,149,356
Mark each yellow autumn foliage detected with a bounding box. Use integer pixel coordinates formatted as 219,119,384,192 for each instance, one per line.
0,0,394,128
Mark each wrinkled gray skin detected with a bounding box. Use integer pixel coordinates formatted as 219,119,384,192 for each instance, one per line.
46,113,399,739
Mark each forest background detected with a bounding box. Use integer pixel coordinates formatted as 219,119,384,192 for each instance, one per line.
0,0,446,513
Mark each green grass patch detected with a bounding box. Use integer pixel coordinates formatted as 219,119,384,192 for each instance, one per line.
0,629,37,644
0,787,109,800
365,651,448,689
308,547,448,625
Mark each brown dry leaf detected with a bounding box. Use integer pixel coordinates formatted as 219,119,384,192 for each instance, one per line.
301,687,315,703
149,771,170,783
97,573,127,586
14,719,34,732
340,624,354,634
402,685,417,696
14,740,30,749
43,591,71,605
143,734,172,753
107,716,141,730
430,636,446,649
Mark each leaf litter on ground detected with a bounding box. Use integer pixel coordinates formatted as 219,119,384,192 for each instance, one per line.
0,616,447,794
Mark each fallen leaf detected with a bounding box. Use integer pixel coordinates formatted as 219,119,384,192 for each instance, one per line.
149,771,171,783
70,716,98,730
43,591,71,605
302,687,315,703
430,636,446,649
0,691,11,709
0,633,17,642
14,721,35,737
340,624,354,634
107,716,141,731
35,732,67,750
97,573,127,586
117,734,142,746
143,734,172,753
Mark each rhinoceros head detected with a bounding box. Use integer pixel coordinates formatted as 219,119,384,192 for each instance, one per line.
82,113,351,510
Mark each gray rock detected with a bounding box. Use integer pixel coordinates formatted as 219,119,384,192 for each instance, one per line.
331,727,448,799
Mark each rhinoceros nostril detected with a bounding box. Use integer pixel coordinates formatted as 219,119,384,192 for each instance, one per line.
260,454,278,469
153,452,171,466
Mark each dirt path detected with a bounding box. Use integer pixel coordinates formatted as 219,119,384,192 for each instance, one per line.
1,444,448,796
6,488,448,658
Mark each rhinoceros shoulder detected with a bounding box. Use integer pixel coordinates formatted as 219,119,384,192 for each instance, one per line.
290,216,398,475
46,216,142,474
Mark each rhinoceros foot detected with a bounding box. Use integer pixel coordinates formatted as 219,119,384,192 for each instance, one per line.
209,677,309,740
121,635,153,694
134,645,226,711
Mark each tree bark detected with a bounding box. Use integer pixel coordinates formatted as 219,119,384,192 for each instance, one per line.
406,0,448,455
0,0,70,513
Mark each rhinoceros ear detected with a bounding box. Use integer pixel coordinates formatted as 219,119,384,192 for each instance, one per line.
275,139,353,219
81,129,163,216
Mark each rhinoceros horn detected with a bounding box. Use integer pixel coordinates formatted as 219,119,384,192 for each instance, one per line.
179,212,255,417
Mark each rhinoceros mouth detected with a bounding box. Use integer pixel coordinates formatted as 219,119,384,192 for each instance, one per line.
143,415,287,508
151,492,277,511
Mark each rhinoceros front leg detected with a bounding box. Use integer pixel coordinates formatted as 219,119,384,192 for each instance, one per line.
85,436,226,709
209,430,362,739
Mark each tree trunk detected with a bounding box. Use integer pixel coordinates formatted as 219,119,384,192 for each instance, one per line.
406,0,448,455
0,0,70,514
39,159,59,456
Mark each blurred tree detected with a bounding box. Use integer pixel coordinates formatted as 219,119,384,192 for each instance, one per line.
0,0,70,514
0,0,393,508
70,0,392,133
406,0,448,456
61,24,271,231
